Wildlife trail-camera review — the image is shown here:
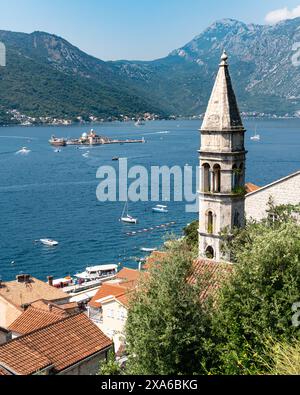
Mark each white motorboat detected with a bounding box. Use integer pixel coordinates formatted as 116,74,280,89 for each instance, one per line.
74,264,118,282
152,205,169,213
140,247,157,253
120,202,138,224
16,147,31,155
40,239,59,247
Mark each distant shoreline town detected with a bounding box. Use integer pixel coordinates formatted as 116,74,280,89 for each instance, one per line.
0,110,299,127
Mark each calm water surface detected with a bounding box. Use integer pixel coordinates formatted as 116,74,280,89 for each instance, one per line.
0,119,299,281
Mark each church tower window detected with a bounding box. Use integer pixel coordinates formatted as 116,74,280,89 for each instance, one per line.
202,163,211,192
207,211,214,234
213,164,221,193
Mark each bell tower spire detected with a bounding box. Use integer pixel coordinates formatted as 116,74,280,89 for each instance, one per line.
199,52,247,261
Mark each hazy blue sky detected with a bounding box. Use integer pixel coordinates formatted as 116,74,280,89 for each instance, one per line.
0,0,299,60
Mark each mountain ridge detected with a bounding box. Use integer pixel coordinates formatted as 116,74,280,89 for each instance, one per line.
0,17,300,125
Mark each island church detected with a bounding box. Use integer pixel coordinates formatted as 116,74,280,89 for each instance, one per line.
198,52,300,262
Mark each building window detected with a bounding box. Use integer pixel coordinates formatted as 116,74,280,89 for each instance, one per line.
205,246,214,259
202,163,211,192
213,164,221,193
107,309,114,319
207,211,214,234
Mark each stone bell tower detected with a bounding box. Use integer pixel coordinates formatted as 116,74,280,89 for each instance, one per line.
199,51,247,261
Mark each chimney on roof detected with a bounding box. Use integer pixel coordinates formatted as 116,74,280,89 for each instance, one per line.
47,276,54,287
16,274,25,283
48,303,53,313
16,274,31,283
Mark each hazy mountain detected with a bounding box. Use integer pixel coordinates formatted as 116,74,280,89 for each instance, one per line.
0,17,300,124
113,18,300,116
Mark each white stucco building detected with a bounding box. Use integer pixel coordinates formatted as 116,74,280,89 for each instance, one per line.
245,171,300,222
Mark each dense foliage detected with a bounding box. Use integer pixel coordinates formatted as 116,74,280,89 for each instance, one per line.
126,242,215,375
123,204,300,375
183,220,199,248
98,350,123,376
213,205,300,374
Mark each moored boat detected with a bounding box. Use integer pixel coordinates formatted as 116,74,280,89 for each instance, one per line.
140,247,157,253
40,239,59,247
152,204,169,213
74,264,118,282
120,202,138,224
49,136,67,147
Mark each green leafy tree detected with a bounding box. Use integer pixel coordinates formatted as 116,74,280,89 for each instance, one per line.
125,241,214,375
214,209,300,374
98,350,123,376
183,220,199,248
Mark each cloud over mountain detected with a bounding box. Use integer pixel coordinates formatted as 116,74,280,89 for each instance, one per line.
265,5,300,24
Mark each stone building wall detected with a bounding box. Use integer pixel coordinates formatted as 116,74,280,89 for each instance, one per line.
245,171,300,222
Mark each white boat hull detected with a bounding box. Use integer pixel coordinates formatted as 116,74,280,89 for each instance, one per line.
40,239,59,247
121,217,138,224
152,208,168,213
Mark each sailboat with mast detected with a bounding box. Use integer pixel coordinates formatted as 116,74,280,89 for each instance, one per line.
120,201,138,224
250,126,261,141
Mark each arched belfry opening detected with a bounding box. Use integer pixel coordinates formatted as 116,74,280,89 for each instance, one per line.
202,163,211,192
199,51,246,262
213,164,221,193
207,211,214,234
205,246,215,259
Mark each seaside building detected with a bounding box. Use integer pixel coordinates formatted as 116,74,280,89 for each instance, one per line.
199,51,247,261
87,268,142,353
0,313,112,375
0,275,71,329
245,170,300,222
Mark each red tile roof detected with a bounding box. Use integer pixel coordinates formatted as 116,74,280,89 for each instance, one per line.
30,299,79,315
88,284,128,309
115,292,133,307
8,306,69,335
191,259,234,301
0,342,52,375
0,367,12,376
116,268,141,283
245,182,261,194
0,277,68,309
143,251,168,270
0,313,112,375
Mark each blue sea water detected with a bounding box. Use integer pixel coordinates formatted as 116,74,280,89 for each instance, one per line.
0,119,300,281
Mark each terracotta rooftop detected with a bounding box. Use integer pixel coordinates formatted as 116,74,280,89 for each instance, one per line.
8,306,69,335
0,313,112,375
245,183,261,194
0,277,68,309
116,268,141,283
143,251,168,270
0,341,52,375
191,259,234,301
89,283,129,309
30,299,79,315
115,293,132,308
0,367,12,375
